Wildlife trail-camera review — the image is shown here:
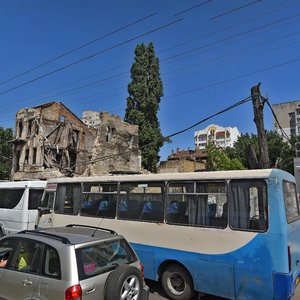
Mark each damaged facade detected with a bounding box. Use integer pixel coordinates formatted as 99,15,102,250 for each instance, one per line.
84,112,140,176
159,148,207,173
11,102,140,180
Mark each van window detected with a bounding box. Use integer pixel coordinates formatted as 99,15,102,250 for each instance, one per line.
28,189,44,210
0,189,25,209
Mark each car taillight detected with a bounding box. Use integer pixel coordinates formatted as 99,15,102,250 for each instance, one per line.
65,284,82,300
139,261,145,279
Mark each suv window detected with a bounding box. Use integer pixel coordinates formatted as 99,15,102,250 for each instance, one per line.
76,238,137,280
42,245,61,279
8,239,42,273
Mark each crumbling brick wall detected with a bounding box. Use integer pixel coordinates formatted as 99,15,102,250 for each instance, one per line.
11,103,141,180
85,112,141,175
11,102,96,180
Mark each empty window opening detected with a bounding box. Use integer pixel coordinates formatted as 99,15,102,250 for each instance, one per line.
15,151,21,172
25,149,29,165
18,121,23,138
32,148,37,165
28,119,34,135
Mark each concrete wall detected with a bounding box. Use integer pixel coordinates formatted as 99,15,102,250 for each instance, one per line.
159,159,206,173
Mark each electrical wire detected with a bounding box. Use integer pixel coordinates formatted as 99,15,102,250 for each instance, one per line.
73,95,252,167
0,13,157,87
173,0,212,17
0,18,182,96
210,0,262,20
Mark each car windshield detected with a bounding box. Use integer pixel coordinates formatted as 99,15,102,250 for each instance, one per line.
76,238,137,280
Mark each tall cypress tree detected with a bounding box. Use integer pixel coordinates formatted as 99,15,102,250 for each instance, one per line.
125,42,164,172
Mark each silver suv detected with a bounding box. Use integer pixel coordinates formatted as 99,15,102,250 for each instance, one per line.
0,224,149,300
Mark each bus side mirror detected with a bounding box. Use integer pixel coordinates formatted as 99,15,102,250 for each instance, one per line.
38,207,51,216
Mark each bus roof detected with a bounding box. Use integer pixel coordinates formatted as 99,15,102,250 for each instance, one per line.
0,181,47,188
46,169,294,184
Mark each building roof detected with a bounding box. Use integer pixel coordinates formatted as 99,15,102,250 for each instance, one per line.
168,148,206,161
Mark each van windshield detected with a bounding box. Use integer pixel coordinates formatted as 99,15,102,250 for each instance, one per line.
0,189,25,209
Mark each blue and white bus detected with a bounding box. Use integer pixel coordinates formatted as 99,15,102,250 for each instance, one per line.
37,169,300,299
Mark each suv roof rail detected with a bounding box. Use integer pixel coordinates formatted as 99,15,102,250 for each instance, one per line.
18,230,71,244
66,224,117,235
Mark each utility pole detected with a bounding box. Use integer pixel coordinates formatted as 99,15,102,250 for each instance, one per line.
251,83,270,169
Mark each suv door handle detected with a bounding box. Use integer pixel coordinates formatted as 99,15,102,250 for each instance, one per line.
23,279,33,286
84,284,96,295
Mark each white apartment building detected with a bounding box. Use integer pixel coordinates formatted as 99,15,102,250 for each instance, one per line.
194,124,240,150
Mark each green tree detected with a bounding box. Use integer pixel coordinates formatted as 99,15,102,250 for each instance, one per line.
0,127,13,179
125,42,164,172
224,131,296,174
206,144,246,171
224,133,259,169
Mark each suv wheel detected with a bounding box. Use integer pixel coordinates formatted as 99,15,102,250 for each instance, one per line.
105,265,142,300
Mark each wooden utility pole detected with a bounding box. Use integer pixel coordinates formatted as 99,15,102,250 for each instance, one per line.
251,83,270,169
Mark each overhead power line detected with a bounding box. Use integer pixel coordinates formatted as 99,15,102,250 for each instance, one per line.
0,13,157,87
73,95,252,167
162,12,300,63
173,0,212,16
164,96,252,139
0,18,182,97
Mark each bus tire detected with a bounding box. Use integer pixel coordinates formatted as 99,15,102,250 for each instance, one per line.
0,228,4,237
105,265,142,300
161,264,196,300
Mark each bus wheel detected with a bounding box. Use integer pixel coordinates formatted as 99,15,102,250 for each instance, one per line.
161,264,196,300
0,228,4,237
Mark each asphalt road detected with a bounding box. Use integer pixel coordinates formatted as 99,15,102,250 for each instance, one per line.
147,279,300,300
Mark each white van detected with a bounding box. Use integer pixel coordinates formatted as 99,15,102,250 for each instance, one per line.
0,181,47,235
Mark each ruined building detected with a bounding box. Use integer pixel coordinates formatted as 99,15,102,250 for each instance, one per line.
84,111,141,176
11,102,140,180
159,148,207,173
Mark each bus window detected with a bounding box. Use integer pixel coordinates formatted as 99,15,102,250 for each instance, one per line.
167,181,227,228
229,180,268,232
54,184,81,215
283,181,300,223
28,189,44,210
118,182,163,222
81,183,117,218
0,189,25,209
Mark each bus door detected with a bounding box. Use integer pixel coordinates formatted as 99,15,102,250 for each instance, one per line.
26,188,45,231
37,186,56,229
282,182,300,287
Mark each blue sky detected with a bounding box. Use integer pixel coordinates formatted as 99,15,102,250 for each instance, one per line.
1,0,300,160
